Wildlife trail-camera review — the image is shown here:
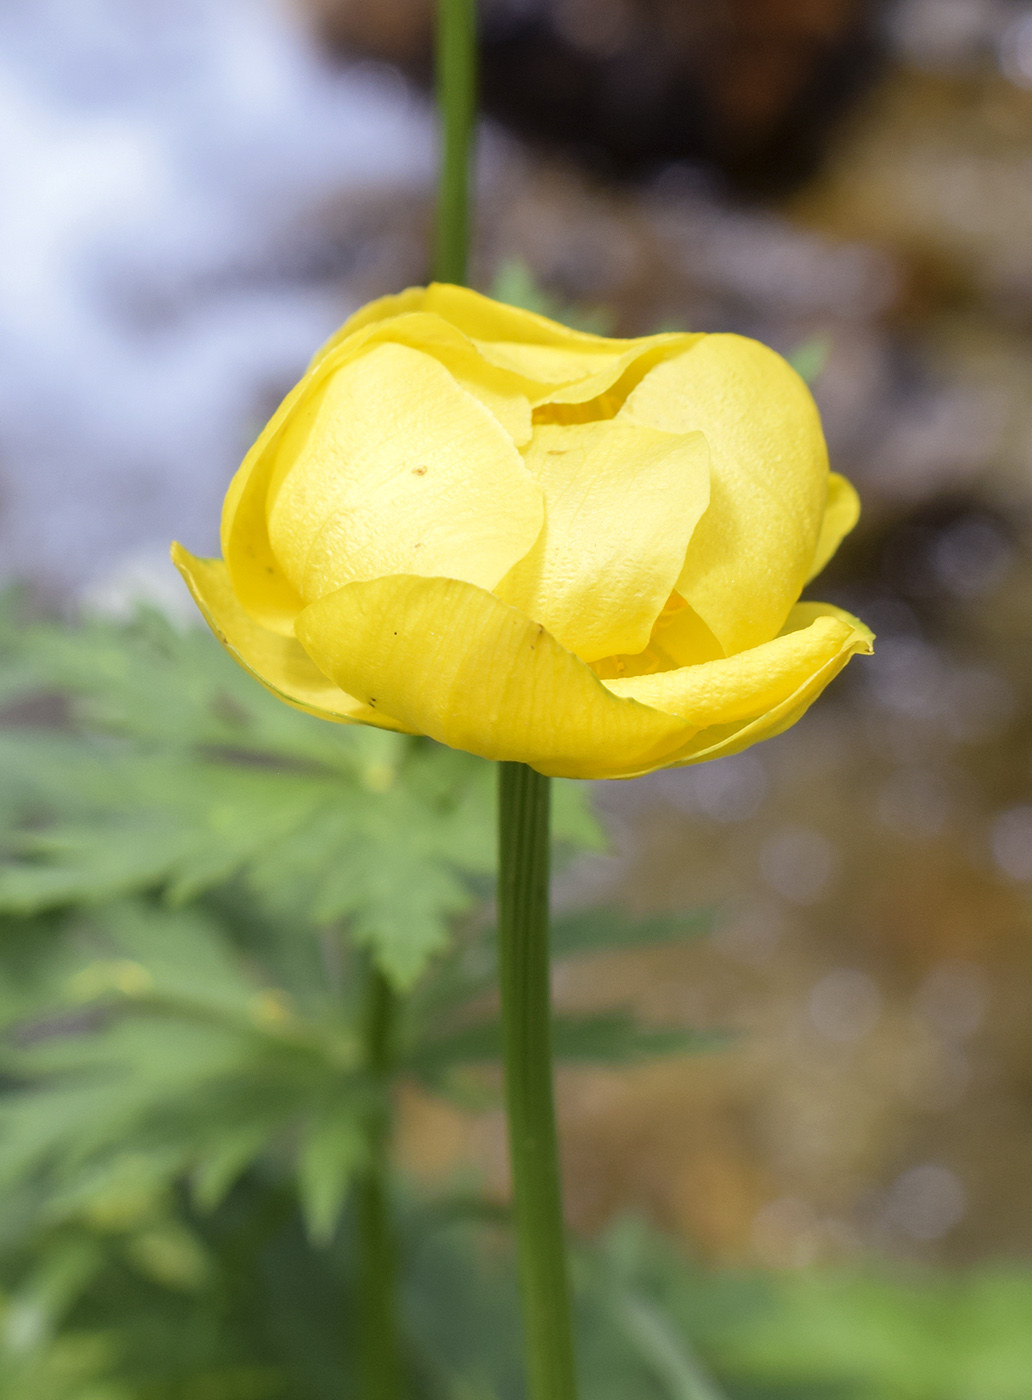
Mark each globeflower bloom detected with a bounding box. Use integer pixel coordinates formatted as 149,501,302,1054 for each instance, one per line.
173,284,872,780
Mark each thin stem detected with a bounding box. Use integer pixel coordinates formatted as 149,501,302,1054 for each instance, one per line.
357,964,401,1400
434,0,477,285
497,763,578,1400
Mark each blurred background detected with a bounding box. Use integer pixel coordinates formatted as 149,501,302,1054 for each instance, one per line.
5,0,1032,1391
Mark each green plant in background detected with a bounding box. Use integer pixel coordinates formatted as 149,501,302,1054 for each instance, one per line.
0,592,719,1398
0,5,1013,1397
4,600,1032,1400
489,262,615,337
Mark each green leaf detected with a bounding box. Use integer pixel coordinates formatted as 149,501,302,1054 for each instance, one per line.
550,906,713,957
490,259,615,335
410,1012,720,1083
787,334,831,385
296,1107,367,1246
605,1288,729,1400
0,607,528,988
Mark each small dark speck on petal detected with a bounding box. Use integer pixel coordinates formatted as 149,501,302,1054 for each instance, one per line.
369,698,377,706
412,465,427,476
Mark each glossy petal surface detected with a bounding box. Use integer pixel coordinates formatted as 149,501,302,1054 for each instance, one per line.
180,286,871,780
592,594,725,680
622,334,828,654
496,421,710,661
266,342,543,603
807,471,861,582
603,601,872,725
171,545,412,730
295,574,695,779
317,284,697,408
220,317,537,634
318,311,536,443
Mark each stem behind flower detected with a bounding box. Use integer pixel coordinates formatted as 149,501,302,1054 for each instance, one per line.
498,763,579,1400
435,0,477,285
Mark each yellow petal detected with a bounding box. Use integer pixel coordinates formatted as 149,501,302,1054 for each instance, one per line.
310,287,429,361
621,334,828,654
313,283,618,375
321,282,700,408
603,600,871,725
495,421,710,662
325,311,536,444
591,593,725,680
807,472,861,582
423,283,629,351
170,545,413,731
221,315,539,634
608,602,873,776
266,342,543,605
532,336,701,408
294,574,697,780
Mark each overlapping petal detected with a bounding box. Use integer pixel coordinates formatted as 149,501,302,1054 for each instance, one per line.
314,310,538,443
322,282,636,363
171,545,413,731
314,284,699,410
807,472,861,582
220,323,543,633
617,623,872,777
294,574,696,779
621,334,828,655
179,285,871,780
602,601,872,725
292,576,871,781
266,342,544,604
495,421,710,661
591,594,725,680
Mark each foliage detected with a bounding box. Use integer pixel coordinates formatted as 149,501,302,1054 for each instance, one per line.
0,597,598,987
0,595,716,1396
1,597,1031,1399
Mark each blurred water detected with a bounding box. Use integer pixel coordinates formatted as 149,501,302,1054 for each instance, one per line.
0,0,434,594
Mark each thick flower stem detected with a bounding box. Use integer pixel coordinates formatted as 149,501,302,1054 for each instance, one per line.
357,964,402,1400
434,0,477,285
497,763,579,1400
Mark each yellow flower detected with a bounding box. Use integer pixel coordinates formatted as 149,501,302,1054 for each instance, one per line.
173,284,872,780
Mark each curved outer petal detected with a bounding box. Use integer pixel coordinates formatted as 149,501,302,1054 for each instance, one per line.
170,545,414,732
495,421,710,661
220,317,541,633
602,601,873,725
312,284,700,409
592,594,725,680
294,574,697,780
609,603,874,777
310,286,429,358
266,342,544,604
322,282,636,359
312,310,538,444
806,472,861,582
621,335,828,655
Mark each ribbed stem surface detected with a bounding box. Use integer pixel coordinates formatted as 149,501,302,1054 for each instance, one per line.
497,762,578,1400
434,0,477,284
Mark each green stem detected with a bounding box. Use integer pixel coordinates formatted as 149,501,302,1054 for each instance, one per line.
434,0,477,285
357,964,402,1400
497,763,578,1400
